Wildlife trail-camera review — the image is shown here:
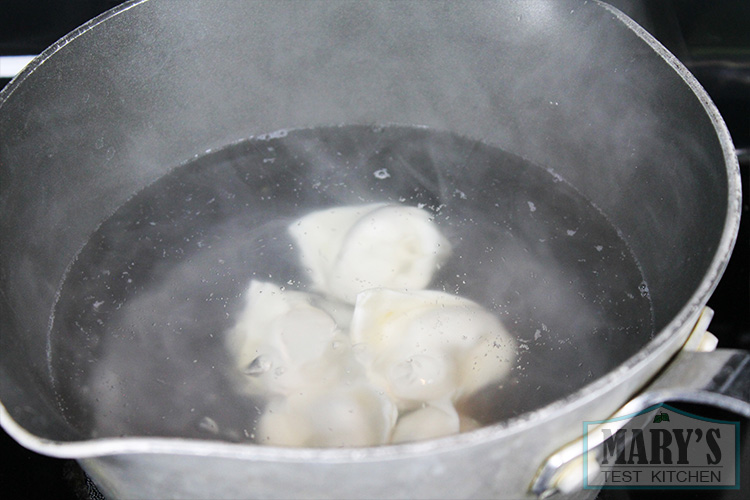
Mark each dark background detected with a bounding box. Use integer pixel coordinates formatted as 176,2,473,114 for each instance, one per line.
1,1,748,498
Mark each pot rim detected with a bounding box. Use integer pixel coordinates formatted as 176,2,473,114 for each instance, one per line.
0,0,742,463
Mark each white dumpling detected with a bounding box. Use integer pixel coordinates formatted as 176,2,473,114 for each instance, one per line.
309,294,355,331
288,204,451,303
391,401,460,444
288,204,380,296
350,288,515,405
226,280,345,396
257,382,398,448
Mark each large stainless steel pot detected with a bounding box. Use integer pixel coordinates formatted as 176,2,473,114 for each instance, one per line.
0,1,746,498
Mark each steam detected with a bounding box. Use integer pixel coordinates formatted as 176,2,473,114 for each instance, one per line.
49,126,653,441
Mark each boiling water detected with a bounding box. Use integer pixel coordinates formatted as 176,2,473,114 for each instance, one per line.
50,125,653,443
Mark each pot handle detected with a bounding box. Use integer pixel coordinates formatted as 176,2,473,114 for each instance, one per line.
530,307,750,498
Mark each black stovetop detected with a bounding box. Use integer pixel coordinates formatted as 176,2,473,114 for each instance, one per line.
1,1,748,499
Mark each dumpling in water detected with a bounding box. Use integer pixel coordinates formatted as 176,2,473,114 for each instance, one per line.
288,203,452,303
227,203,516,447
390,401,460,444
226,280,348,396
257,381,397,448
350,288,516,408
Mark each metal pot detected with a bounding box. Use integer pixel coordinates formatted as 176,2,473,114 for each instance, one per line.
0,1,745,498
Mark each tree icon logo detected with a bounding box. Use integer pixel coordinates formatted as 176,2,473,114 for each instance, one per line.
652,410,670,424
